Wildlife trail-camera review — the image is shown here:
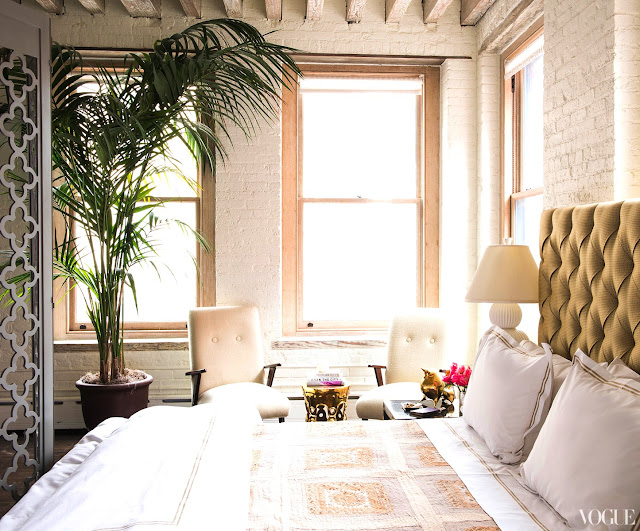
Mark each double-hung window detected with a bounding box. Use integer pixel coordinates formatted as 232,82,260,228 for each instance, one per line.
56,79,213,338
282,67,440,335
503,28,544,261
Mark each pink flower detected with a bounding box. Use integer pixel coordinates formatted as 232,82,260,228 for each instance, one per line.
458,366,472,387
442,362,457,384
443,362,472,388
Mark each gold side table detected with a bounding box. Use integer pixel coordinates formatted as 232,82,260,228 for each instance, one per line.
302,385,350,421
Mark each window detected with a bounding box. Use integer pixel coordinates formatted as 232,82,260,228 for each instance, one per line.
282,67,440,335
502,28,544,262
54,80,214,339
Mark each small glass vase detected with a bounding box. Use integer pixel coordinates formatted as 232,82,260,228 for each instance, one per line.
458,388,466,416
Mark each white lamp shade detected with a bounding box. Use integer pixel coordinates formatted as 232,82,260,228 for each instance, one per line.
466,245,538,303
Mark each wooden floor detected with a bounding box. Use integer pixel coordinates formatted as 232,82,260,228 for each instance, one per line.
0,430,85,519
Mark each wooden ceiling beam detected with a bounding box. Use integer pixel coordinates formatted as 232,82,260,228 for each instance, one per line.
306,0,323,20
385,0,411,23
36,0,64,14
222,0,242,17
265,0,282,20
461,0,496,25
346,0,366,22
423,0,453,23
77,0,104,13
119,0,161,18
179,0,201,17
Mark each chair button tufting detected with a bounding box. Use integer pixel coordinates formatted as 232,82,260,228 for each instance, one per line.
236,336,242,341
406,337,412,342
211,337,217,343
429,337,435,344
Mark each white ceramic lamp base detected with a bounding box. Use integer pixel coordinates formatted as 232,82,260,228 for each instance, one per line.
489,303,529,342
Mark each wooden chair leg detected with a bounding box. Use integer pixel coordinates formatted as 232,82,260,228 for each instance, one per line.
279,417,285,423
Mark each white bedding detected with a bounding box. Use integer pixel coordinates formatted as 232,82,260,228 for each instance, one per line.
420,418,570,531
0,405,260,531
1,408,569,530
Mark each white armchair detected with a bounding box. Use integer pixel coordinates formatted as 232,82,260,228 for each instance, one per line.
186,306,290,422
356,309,446,420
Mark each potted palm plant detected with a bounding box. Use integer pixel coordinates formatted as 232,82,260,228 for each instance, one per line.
51,20,300,429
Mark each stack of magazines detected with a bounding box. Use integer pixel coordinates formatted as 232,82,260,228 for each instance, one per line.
306,371,344,387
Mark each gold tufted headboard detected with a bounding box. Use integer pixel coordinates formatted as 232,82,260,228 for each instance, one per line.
538,199,640,374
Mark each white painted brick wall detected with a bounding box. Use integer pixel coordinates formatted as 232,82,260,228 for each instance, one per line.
30,0,483,416
439,58,479,365
543,0,616,208
613,0,640,200
475,53,501,337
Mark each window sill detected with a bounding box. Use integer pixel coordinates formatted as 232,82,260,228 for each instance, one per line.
54,338,189,353
271,336,386,350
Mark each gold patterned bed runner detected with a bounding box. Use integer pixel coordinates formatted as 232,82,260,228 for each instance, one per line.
248,420,498,531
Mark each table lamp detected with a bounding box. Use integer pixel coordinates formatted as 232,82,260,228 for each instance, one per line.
465,244,538,342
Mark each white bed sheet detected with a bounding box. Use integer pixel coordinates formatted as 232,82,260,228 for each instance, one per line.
2,408,571,531
419,418,570,531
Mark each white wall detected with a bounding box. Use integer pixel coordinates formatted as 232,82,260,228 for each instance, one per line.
543,0,640,208
35,0,483,415
24,0,638,425
543,0,616,208
613,0,640,200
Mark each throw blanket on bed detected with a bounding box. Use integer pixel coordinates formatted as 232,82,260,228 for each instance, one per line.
248,420,498,531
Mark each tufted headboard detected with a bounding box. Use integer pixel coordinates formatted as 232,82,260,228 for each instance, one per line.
538,199,640,374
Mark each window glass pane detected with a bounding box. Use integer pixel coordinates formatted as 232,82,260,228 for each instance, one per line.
79,81,197,198
514,194,543,263
302,203,418,321
521,54,544,191
301,78,419,199
75,201,197,324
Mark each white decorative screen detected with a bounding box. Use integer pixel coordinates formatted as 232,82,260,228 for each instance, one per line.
0,0,53,506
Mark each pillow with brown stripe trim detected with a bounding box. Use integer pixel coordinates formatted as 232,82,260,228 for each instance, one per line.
521,350,640,530
463,326,553,464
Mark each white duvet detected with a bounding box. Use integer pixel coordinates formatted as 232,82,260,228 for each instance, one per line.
1,407,570,530
0,405,260,531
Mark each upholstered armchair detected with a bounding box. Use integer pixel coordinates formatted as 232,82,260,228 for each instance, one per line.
356,309,446,420
186,306,290,422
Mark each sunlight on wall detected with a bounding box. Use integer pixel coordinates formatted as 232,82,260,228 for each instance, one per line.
439,60,478,366
613,1,640,201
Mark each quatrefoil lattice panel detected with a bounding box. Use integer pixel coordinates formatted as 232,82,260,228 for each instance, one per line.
0,48,43,502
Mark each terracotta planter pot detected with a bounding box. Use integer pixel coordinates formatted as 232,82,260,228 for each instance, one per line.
76,374,154,430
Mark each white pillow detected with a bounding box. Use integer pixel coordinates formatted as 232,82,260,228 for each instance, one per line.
552,355,638,403
463,326,553,464
551,354,572,402
521,350,640,531
607,356,640,382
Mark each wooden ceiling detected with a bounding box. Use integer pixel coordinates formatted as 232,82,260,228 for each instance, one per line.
35,0,494,25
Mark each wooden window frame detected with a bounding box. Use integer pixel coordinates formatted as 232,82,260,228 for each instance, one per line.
282,65,440,336
501,21,544,241
53,63,215,341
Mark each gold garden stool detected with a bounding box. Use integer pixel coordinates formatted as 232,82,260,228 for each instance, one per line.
302,385,350,421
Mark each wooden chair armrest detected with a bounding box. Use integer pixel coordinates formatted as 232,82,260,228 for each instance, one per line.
264,363,281,387
185,369,206,406
368,364,387,387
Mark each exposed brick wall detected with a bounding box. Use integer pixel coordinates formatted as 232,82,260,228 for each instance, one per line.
475,53,501,336
613,0,640,200
543,0,616,208
32,0,483,424
439,58,479,362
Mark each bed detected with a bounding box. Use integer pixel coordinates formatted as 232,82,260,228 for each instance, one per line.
1,199,639,531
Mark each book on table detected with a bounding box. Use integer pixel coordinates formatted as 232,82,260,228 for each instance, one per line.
306,372,344,387
408,407,442,418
